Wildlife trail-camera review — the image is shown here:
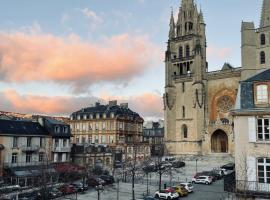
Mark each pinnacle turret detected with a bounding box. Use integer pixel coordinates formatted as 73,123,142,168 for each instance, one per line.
169,9,175,39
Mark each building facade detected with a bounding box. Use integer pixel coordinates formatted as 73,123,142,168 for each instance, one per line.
143,120,164,156
68,101,150,161
164,0,270,156
231,69,270,199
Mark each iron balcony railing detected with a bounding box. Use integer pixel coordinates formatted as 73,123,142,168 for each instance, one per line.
4,161,52,168
52,146,71,152
21,145,40,152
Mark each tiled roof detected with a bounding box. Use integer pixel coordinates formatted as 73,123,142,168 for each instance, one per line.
0,119,49,136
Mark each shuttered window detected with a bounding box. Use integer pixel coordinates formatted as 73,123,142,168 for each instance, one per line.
258,158,270,183
257,118,270,141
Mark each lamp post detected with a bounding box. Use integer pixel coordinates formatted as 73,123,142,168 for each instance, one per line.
95,185,104,200
195,158,198,174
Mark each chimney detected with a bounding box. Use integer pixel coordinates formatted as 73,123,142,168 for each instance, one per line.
120,103,128,109
109,100,117,106
95,102,100,107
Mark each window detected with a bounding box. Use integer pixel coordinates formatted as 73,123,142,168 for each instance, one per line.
260,51,266,64
258,158,270,183
88,136,92,144
186,45,190,58
102,122,106,130
83,114,87,120
64,126,68,133
76,137,79,143
89,123,92,130
27,137,32,147
95,123,99,131
11,153,17,164
55,139,59,147
55,126,60,133
257,85,268,103
26,153,32,163
182,124,188,139
13,137,18,148
77,115,80,120
40,137,44,148
257,118,270,140
63,139,67,147
179,46,183,59
261,34,266,45
39,152,44,162
94,136,99,143
101,135,106,143
182,106,186,118
110,112,115,118
119,122,123,130
109,135,114,143
82,136,86,144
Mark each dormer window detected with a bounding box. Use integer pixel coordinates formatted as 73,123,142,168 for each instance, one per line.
110,112,115,118
257,84,268,103
70,115,73,120
55,126,60,133
83,114,87,120
64,126,68,133
103,113,106,119
77,115,80,120
90,114,93,119
96,113,100,119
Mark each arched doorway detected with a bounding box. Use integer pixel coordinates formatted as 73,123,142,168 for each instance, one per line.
211,130,228,153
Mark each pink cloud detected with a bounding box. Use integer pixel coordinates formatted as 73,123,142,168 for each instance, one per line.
0,90,163,118
0,32,160,92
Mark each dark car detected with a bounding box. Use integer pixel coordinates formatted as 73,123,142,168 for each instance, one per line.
71,182,88,192
200,171,220,181
59,185,76,195
88,177,105,187
49,188,63,198
172,161,185,168
143,164,157,173
99,175,114,185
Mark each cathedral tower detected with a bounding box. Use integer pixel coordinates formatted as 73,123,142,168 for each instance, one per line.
164,0,207,155
241,0,270,80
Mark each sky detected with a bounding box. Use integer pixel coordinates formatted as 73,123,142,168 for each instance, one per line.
0,0,263,120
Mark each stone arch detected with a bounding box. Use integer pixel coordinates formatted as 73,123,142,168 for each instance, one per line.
211,129,228,153
210,88,236,122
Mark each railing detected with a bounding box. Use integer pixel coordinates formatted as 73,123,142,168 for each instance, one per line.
4,161,52,168
225,177,270,198
21,145,40,152
53,146,71,152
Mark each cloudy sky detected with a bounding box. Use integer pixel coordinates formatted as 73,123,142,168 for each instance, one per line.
0,0,262,120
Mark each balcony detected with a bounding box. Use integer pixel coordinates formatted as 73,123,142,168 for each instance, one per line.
21,145,40,152
4,161,51,168
52,146,71,153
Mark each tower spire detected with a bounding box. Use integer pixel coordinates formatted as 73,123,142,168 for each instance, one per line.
260,0,270,27
169,8,175,39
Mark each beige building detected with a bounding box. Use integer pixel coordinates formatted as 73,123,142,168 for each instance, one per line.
164,0,270,156
68,101,150,162
231,69,270,199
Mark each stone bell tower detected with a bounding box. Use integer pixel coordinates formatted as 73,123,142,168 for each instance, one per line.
164,0,207,155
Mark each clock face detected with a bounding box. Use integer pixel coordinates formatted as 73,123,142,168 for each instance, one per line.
217,95,234,113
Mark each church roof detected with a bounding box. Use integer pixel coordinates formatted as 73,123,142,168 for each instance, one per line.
221,63,234,70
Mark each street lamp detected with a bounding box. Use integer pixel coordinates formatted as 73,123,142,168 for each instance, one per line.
195,159,198,174
95,184,104,200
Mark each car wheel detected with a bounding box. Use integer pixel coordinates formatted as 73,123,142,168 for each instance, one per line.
155,194,159,199
167,197,171,200
192,181,195,184
205,181,209,185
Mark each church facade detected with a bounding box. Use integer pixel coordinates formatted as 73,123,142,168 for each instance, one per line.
164,0,270,156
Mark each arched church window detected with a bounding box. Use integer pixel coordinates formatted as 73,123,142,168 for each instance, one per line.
189,22,193,30
261,34,266,45
186,45,190,58
179,46,183,59
177,25,181,36
185,22,188,31
260,51,266,64
182,124,188,138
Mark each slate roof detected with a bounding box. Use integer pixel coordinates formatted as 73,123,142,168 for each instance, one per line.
0,119,49,136
244,68,270,82
71,103,142,120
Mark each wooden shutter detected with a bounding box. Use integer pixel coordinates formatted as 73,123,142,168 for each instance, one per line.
247,156,256,182
248,117,256,142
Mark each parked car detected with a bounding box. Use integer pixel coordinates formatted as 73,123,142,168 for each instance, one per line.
179,182,193,193
220,163,235,175
172,161,185,168
49,188,63,198
99,175,114,185
143,164,156,173
192,176,213,185
162,156,176,162
59,185,76,194
88,177,105,187
71,182,88,192
170,186,188,197
155,190,179,199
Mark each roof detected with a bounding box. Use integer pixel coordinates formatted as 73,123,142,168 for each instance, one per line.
222,63,234,70
244,68,270,82
71,102,142,120
44,117,67,126
0,119,49,136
